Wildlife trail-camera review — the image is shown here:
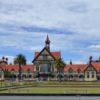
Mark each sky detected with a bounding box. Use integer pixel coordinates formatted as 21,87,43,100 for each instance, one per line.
0,0,100,64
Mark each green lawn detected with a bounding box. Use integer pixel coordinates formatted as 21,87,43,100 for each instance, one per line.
1,87,100,94
0,81,100,94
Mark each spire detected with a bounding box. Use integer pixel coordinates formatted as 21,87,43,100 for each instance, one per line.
45,35,50,50
89,56,93,64
45,35,50,44
70,59,72,65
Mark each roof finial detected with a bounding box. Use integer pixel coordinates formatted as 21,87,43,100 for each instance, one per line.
70,59,72,65
45,35,50,50
89,56,93,64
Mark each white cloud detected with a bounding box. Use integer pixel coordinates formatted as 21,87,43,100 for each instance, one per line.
89,44,100,50
5,55,14,64
0,0,100,63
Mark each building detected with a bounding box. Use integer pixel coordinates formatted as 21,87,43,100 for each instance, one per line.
32,35,61,80
64,61,100,81
0,35,100,81
0,64,34,80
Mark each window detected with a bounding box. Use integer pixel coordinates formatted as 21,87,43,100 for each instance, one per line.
92,72,94,78
79,75,84,79
87,72,89,78
40,64,50,72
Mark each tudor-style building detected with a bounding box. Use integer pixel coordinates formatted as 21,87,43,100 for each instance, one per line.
32,35,61,80
84,62,97,81
0,64,34,80
0,36,100,81
64,61,100,81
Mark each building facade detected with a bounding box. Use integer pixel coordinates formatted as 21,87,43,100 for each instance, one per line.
0,64,34,81
64,62,100,81
0,35,100,81
32,35,61,80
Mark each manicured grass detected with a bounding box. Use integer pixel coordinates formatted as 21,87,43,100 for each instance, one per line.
41,81,100,85
0,81,100,94
1,87,100,94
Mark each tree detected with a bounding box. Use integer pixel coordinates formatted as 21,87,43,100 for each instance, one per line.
14,54,26,81
2,56,5,61
1,56,8,64
5,57,8,64
55,58,66,81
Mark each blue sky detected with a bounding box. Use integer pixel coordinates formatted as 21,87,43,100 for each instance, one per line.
0,0,100,64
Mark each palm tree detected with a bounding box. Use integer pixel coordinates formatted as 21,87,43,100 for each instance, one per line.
55,58,66,81
14,54,26,81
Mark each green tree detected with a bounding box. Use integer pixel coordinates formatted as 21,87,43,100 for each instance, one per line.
55,58,66,81
14,54,26,81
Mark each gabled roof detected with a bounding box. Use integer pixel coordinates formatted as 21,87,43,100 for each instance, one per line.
33,47,61,62
64,64,87,73
51,52,61,59
64,62,100,73
0,64,34,72
22,65,34,72
91,62,100,71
